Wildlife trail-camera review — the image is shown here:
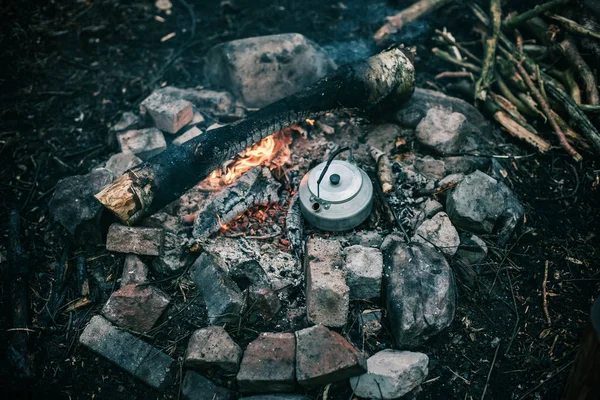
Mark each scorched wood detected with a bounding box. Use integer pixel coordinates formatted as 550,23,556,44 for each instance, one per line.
95,46,416,225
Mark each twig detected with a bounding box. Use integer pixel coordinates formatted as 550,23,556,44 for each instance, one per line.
503,0,568,30
432,48,482,73
475,0,501,101
549,14,600,41
435,71,473,80
579,104,600,113
557,37,600,106
489,109,552,153
517,360,574,399
481,343,501,399
435,29,482,63
374,0,451,43
542,261,552,325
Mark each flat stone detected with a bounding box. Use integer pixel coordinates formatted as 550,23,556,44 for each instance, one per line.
414,156,446,180
382,240,456,348
295,325,366,387
412,212,460,257
190,252,244,325
456,233,488,266
182,371,235,400
104,153,142,176
173,126,202,146
305,238,349,327
79,315,175,390
237,332,296,393
120,254,149,287
111,112,141,132
156,87,238,118
205,33,336,108
106,223,164,256
349,350,429,399
416,108,467,155
49,168,115,237
344,245,383,300
446,170,524,245
102,284,170,332
117,128,167,160
152,231,197,276
359,309,383,337
140,91,193,134
185,326,242,373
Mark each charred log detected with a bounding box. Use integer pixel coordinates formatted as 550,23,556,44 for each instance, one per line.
285,194,304,258
95,46,416,225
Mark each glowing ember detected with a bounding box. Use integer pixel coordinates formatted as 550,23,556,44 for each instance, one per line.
205,129,293,186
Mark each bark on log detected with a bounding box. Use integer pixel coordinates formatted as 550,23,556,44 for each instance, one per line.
192,167,280,239
96,46,416,225
285,193,304,258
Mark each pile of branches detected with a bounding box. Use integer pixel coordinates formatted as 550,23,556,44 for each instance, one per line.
384,0,600,160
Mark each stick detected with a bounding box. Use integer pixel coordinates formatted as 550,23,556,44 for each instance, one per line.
475,0,501,101
435,71,473,80
557,38,600,106
481,343,501,400
542,260,552,325
374,0,451,43
432,48,482,73
515,61,582,161
491,110,552,153
579,104,600,113
369,146,393,193
549,14,600,41
503,0,569,30
95,46,416,225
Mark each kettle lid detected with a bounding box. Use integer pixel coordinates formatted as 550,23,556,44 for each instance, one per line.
307,160,364,203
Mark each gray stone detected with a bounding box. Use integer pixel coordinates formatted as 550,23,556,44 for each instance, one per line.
102,284,170,332
359,309,383,337
120,254,149,287
230,259,270,290
111,112,141,132
412,212,460,257
422,199,443,218
438,173,465,188
173,126,202,146
182,371,235,400
237,332,296,393
49,168,115,236
305,238,349,327
342,230,385,248
344,245,383,300
443,156,487,175
382,239,456,347
446,171,524,245
414,156,446,180
79,315,175,390
117,128,167,160
456,233,488,266
104,153,142,176
366,124,404,155
416,108,467,155
295,325,366,387
185,326,241,373
106,224,164,256
140,91,193,134
156,87,238,118
205,33,336,108
190,252,244,325
152,230,197,276
349,349,429,399
247,286,282,320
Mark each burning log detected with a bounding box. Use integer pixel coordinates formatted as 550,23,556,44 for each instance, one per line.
369,146,394,194
95,46,415,225
192,167,281,239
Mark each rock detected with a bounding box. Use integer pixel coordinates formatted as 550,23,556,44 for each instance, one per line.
412,212,460,257
415,108,467,155
247,286,282,320
366,124,404,155
443,156,487,175
182,371,235,400
49,168,115,237
295,325,366,387
305,238,349,327
117,128,167,160
344,245,383,300
359,309,383,337
205,33,336,108
120,254,149,287
106,224,164,256
438,173,465,188
173,126,202,146
140,91,193,134
185,326,241,373
104,153,142,176
102,284,170,332
156,87,238,118
111,112,141,132
422,199,443,218
190,252,244,325
349,350,429,399
446,170,524,245
237,332,296,392
414,156,446,180
230,259,270,290
382,240,456,348
240,396,312,400
456,233,488,266
152,231,197,276
343,230,385,248
79,315,175,390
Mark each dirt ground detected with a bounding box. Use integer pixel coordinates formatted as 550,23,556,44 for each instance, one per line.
1,0,599,399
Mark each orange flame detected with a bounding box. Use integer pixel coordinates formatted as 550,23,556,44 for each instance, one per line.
206,129,293,186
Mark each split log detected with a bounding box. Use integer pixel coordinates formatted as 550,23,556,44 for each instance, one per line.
96,46,416,225
192,167,280,239
285,194,304,258
369,146,394,193
7,210,31,378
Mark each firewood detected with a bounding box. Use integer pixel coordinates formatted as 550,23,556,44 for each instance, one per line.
285,194,304,258
374,0,451,43
369,146,394,194
95,46,416,225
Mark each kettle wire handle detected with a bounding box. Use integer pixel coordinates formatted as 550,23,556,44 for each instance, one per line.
316,146,351,199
